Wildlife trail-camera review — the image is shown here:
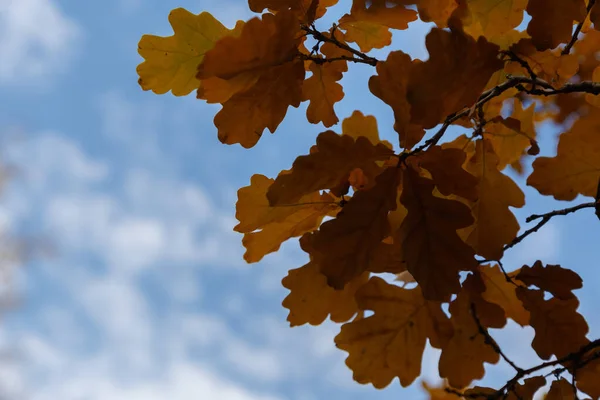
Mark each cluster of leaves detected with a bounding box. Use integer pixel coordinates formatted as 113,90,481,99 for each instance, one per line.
136,0,600,398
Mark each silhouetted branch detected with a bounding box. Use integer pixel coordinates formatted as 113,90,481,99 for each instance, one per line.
301,24,379,66
563,0,597,55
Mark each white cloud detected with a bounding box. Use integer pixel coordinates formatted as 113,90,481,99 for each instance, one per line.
0,0,81,84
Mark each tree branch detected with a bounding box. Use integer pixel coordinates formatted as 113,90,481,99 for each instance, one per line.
563,0,597,55
300,24,379,66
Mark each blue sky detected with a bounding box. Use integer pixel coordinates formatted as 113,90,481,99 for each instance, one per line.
0,0,598,399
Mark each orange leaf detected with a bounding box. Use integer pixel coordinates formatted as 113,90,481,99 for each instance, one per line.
461,140,525,260
527,112,600,200
479,264,530,326
526,0,587,50
369,50,425,149
517,287,589,360
576,354,600,399
338,0,417,52
234,174,338,262
406,28,503,129
439,273,504,388
414,0,458,27
335,276,453,388
302,60,345,127
248,0,338,23
456,0,528,39
197,11,305,148
506,376,546,400
516,261,583,300
342,110,386,147
281,261,368,326
399,166,478,301
546,378,576,400
304,167,401,288
267,130,394,205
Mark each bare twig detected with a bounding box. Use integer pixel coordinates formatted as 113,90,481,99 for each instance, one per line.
300,25,379,66
299,53,376,65
563,0,597,55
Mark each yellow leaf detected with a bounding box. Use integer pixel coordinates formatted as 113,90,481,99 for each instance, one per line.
335,277,453,388
479,264,530,326
461,0,528,38
137,9,243,96
234,174,338,262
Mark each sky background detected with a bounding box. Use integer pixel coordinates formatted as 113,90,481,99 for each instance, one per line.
0,0,598,399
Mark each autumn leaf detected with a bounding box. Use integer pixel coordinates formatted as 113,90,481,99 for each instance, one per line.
267,130,394,205
458,0,528,38
528,111,600,200
479,264,530,326
399,166,478,301
248,0,338,23
282,261,368,326
484,98,537,170
338,0,417,52
439,273,504,388
506,376,546,400
369,50,425,149
137,9,243,96
302,41,348,127
342,110,390,147
421,381,462,400
413,0,458,27
576,354,600,400
417,145,479,202
460,140,525,260
197,11,305,148
526,0,587,50
234,174,338,262
405,28,503,129
516,260,583,300
546,378,576,400
517,287,589,360
335,276,453,388
304,167,400,288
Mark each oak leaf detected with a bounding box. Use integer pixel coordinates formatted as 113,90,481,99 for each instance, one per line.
398,166,478,301
302,41,348,127
479,264,530,326
546,378,576,400
484,98,536,170
516,261,583,300
369,50,425,149
526,0,587,51
335,276,453,388
234,174,338,262
304,167,400,288
248,0,338,23
267,130,394,205
439,273,504,388
137,9,243,96
197,11,305,148
506,376,546,400
342,110,391,148
414,0,458,27
458,0,528,38
576,354,600,400
460,140,524,260
281,261,368,326
527,111,600,200
338,0,417,52
417,145,479,202
406,28,503,129
517,287,589,360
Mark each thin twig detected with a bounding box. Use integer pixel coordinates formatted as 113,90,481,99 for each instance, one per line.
300,25,379,66
563,0,597,55
299,53,375,65
470,303,523,373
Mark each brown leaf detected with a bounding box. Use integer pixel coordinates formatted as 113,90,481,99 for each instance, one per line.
267,130,394,205
281,261,368,326
399,166,478,301
546,378,576,400
405,28,503,129
516,261,583,300
517,287,589,360
526,0,587,50
304,167,401,288
506,376,546,400
479,264,530,326
576,353,600,400
417,145,479,202
439,274,504,388
335,276,453,388
369,50,425,149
